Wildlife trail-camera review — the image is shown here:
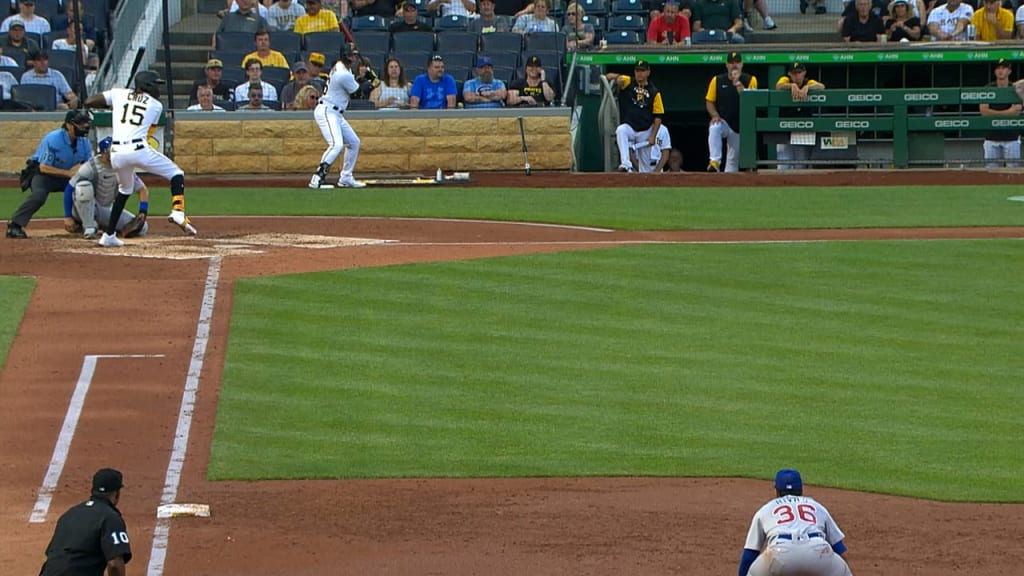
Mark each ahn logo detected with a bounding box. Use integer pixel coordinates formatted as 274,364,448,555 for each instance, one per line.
833,120,869,129
779,121,815,129
934,119,969,128
848,94,883,102
961,91,996,100
904,92,940,102
992,119,1024,127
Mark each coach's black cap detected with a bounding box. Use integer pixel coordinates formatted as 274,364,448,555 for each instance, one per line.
635,60,650,70
789,61,806,72
92,468,124,494
996,57,1011,68
727,51,742,63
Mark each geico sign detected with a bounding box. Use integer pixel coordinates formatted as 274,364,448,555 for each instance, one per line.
934,120,969,128
779,121,814,129
961,91,996,100
807,93,827,102
904,92,940,102
833,120,869,129
848,94,882,102
991,119,1024,127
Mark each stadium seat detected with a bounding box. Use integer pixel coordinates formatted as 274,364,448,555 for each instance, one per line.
478,31,522,55
304,31,346,55
434,14,470,31
392,31,436,53
491,65,515,85
0,65,22,81
351,15,389,32
216,31,255,52
607,14,646,31
271,31,303,54
435,30,478,53
347,99,376,110
603,30,640,44
352,31,390,55
262,99,281,110
391,51,433,74
212,51,250,69
487,50,520,71
407,0,431,16
525,31,566,55
11,84,57,111
47,49,80,73
220,67,246,87
578,0,608,16
261,66,292,90
579,15,605,43
53,64,78,84
440,51,475,81
32,0,61,21
611,0,646,14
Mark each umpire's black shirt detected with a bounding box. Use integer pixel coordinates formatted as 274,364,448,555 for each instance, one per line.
40,496,132,576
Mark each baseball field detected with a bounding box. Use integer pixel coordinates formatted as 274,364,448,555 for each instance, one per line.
1,173,1022,575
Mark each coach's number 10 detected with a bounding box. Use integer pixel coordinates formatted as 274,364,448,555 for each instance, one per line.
110,530,130,545
773,504,817,525
120,103,145,126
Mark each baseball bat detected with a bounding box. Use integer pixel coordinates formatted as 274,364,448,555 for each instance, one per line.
518,116,531,176
126,47,145,89
338,18,356,47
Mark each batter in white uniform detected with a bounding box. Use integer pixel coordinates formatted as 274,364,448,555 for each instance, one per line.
309,43,365,189
84,70,195,247
739,469,853,576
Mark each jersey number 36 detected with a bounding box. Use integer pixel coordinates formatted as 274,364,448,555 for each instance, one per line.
773,504,817,525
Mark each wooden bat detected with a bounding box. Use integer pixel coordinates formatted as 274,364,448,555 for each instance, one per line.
518,116,531,176
126,47,145,88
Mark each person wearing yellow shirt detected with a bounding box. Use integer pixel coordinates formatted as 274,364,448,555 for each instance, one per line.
242,29,290,69
971,0,1013,41
294,0,341,34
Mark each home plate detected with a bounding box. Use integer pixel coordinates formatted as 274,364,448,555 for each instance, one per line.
157,503,211,518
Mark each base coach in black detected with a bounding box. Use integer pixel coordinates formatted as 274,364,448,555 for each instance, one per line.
40,468,133,576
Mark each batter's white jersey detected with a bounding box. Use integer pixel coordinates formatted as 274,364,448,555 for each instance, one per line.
744,495,845,551
103,88,163,143
321,61,359,111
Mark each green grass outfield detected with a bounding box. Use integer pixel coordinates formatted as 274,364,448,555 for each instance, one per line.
0,277,34,373
2,185,1024,229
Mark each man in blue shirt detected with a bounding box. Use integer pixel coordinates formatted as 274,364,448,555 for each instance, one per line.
20,49,78,109
7,109,92,239
410,54,457,109
463,55,507,108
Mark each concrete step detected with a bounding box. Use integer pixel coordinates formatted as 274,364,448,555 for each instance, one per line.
157,45,210,64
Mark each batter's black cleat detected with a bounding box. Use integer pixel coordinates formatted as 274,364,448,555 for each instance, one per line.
6,223,27,239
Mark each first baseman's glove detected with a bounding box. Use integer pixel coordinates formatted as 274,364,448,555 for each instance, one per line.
121,213,147,238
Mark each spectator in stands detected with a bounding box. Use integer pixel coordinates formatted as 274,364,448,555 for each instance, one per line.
218,0,271,36
1,0,50,34
691,0,745,43
0,44,16,66
238,82,275,109
2,20,39,61
980,58,1021,167
187,85,227,111
837,0,887,33
353,54,379,99
0,68,16,100
243,29,290,68
927,0,972,39
307,51,329,86
647,0,691,44
53,2,97,52
705,50,755,172
352,0,399,17
51,18,89,65
370,57,412,108
513,0,558,32
293,83,321,109
774,61,824,170
220,0,271,19
268,0,306,30
281,60,312,108
665,148,685,172
563,2,595,51
463,56,506,108
391,0,434,31
507,55,555,106
971,0,1013,39
410,53,457,108
470,0,513,32
21,49,77,109
295,0,342,33
885,0,921,40
322,0,349,20
189,58,234,105
742,0,776,31
842,0,886,40
428,0,476,17
234,57,280,101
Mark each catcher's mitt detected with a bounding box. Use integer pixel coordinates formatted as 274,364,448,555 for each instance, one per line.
121,213,147,238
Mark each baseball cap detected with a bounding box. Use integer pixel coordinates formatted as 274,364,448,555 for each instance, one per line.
309,52,325,66
292,60,309,72
476,55,493,67
526,55,542,66
774,469,802,492
401,0,418,9
996,57,1011,68
8,19,25,29
206,58,223,69
635,59,650,70
789,61,806,72
727,51,742,63
98,136,113,152
92,468,124,494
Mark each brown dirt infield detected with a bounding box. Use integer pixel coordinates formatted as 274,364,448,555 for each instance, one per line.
1,171,1023,576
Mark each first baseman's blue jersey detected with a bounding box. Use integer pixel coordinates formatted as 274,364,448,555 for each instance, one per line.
32,128,91,170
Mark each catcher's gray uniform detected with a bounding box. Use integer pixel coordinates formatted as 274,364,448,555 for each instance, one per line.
68,156,148,236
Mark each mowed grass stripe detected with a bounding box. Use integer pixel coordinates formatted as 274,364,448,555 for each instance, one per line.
211,240,1023,501
0,277,35,372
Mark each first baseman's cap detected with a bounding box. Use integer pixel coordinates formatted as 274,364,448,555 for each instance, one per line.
8,19,25,29
996,57,1011,68
206,58,223,69
774,469,803,492
476,55,493,67
526,55,542,66
92,468,124,494
98,136,113,152
292,60,308,72
309,52,326,66
789,61,806,72
727,51,742,62
635,59,650,70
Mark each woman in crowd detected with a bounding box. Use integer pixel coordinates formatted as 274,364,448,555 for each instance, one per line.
885,0,922,41
562,2,595,51
293,84,321,110
370,57,412,109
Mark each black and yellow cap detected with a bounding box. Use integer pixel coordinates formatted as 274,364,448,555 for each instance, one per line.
635,59,650,70
727,51,742,63
996,57,1011,68
789,61,806,72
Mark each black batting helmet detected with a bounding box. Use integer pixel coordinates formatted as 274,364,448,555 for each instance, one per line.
340,42,359,64
134,70,165,97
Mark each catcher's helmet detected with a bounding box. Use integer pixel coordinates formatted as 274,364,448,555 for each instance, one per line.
134,70,165,97
64,109,91,125
98,136,113,153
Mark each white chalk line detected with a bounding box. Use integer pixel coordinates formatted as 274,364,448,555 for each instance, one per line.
29,354,166,524
389,237,1024,247
145,255,222,576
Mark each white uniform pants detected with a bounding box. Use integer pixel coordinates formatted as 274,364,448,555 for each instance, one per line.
983,139,1020,168
708,120,740,172
111,143,183,196
615,123,654,171
748,538,852,576
776,143,813,170
635,125,672,173
314,103,360,179
72,181,145,234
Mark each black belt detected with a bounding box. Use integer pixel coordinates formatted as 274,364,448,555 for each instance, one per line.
319,100,343,113
113,138,144,145
776,532,824,541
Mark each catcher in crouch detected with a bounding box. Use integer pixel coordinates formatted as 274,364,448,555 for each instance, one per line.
63,137,150,239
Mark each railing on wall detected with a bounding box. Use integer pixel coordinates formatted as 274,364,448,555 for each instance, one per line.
739,87,1024,169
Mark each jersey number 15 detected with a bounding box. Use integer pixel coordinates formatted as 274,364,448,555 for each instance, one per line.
120,103,146,126
773,503,817,525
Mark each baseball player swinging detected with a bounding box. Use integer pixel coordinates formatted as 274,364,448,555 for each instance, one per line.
84,70,195,247
738,469,854,576
63,137,150,239
309,43,366,189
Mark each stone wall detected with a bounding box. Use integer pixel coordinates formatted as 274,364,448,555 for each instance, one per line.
0,110,572,175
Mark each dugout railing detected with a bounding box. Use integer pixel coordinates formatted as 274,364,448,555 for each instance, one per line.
738,87,1024,170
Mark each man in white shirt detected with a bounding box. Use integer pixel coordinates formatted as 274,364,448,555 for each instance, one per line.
1,0,51,35
268,0,307,30
187,85,227,111
927,0,972,40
